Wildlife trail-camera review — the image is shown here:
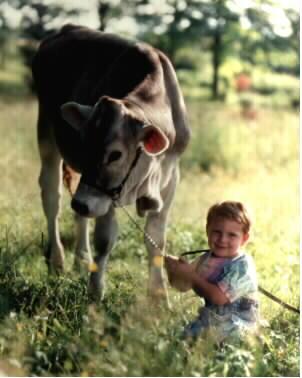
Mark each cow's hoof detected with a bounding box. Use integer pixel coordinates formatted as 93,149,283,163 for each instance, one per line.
45,244,65,275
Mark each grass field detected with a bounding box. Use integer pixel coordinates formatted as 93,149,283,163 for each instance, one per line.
0,96,299,376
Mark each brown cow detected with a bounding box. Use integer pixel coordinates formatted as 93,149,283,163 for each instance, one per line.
32,24,190,301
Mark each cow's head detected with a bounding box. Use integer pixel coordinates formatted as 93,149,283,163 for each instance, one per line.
61,96,169,217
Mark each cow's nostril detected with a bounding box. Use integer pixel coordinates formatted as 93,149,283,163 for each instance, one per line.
71,198,89,217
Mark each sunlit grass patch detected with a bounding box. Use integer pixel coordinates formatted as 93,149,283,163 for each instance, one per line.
0,98,299,376
183,101,299,174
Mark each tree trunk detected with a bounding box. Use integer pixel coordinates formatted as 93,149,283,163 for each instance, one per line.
0,41,7,69
98,1,110,31
0,50,6,69
211,30,222,100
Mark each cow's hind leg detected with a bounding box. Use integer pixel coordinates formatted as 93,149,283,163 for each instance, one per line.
145,166,179,302
89,205,118,299
38,112,64,273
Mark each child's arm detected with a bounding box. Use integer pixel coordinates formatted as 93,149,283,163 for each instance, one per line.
165,256,229,305
191,274,229,305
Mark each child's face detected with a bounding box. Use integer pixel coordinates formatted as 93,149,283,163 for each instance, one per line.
207,216,249,258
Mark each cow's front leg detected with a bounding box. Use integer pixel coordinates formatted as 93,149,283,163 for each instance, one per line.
145,212,167,301
38,142,64,273
145,167,178,301
89,205,118,300
74,214,93,272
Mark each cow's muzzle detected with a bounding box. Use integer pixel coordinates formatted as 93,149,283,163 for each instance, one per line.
71,183,112,218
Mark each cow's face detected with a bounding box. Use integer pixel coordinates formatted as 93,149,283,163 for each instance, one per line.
61,96,169,217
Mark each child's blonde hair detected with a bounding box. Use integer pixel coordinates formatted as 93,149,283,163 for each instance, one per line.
206,201,252,234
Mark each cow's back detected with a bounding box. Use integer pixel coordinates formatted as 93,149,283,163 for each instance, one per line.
32,24,156,116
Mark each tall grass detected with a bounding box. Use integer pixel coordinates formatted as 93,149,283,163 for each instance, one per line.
182,100,299,174
0,98,299,376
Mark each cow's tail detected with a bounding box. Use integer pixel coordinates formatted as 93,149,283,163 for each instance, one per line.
62,163,80,196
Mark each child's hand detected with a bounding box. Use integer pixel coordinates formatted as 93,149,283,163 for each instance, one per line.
164,255,179,270
164,255,194,292
164,255,187,276
164,256,178,281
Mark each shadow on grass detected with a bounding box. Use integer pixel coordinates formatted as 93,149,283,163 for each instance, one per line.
0,237,88,328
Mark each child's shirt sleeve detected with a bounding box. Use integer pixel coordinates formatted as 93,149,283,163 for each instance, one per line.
215,255,258,303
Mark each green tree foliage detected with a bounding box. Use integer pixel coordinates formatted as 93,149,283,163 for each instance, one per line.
190,0,240,100
0,8,10,68
242,4,299,75
275,8,299,75
14,0,80,92
0,0,18,68
96,0,143,34
97,0,117,31
128,0,298,99
97,0,128,31
132,0,242,99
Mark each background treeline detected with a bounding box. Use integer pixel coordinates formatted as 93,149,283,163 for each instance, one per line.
0,0,299,106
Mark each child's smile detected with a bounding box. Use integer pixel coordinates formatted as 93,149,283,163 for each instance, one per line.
207,217,249,258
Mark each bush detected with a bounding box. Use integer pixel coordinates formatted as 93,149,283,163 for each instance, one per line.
182,101,299,174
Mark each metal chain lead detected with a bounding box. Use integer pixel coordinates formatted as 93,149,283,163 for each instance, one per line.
115,201,161,251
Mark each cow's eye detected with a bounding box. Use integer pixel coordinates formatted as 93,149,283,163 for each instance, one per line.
107,150,122,164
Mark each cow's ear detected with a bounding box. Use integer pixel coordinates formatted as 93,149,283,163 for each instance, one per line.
139,125,169,156
61,102,93,131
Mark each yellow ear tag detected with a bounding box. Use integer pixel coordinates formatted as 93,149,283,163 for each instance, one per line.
153,255,163,268
88,262,99,272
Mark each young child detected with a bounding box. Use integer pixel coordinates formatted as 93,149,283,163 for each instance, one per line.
165,201,259,342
